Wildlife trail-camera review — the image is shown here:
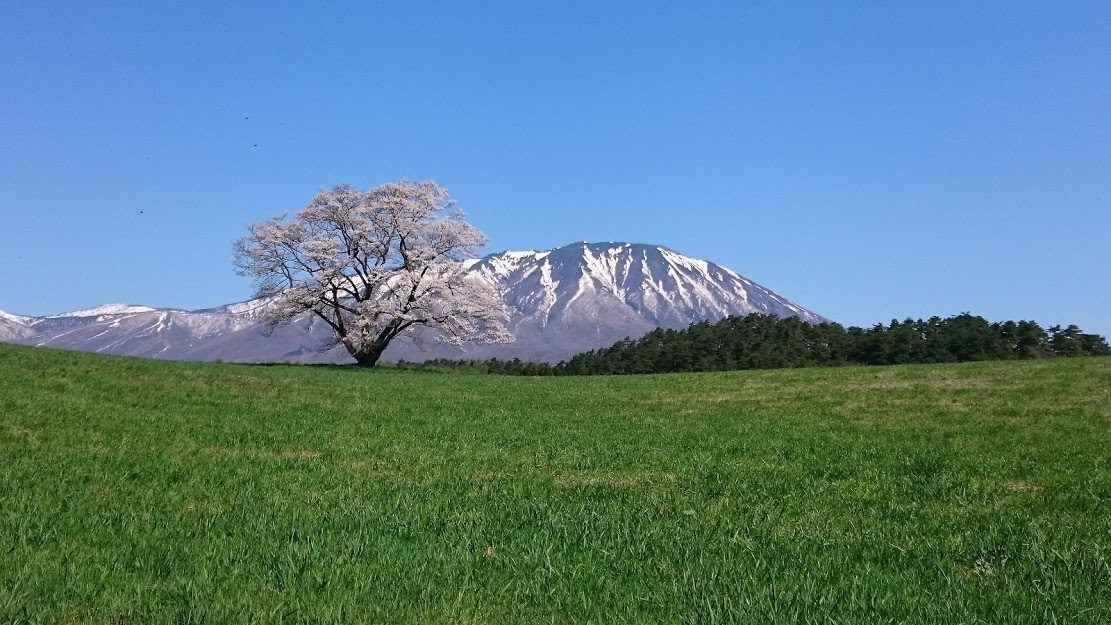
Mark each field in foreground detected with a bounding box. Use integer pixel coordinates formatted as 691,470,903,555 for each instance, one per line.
0,344,1108,624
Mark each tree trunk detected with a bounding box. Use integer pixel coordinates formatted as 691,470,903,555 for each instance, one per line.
351,343,387,367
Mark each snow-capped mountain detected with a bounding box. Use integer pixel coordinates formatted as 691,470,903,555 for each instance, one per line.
0,242,825,363
0,310,37,342
8,299,348,363
459,242,824,361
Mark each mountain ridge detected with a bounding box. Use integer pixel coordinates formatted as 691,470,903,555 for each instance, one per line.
0,242,825,363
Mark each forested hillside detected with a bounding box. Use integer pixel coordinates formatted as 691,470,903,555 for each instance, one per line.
399,313,1110,375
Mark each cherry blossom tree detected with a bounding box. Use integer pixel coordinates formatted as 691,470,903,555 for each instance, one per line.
233,180,510,366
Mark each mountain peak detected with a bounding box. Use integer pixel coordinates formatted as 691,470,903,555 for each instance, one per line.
468,241,825,360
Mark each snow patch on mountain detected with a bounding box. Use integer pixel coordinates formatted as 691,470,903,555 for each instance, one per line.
44,304,160,318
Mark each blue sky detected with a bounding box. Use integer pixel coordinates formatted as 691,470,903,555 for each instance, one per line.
2,2,1109,335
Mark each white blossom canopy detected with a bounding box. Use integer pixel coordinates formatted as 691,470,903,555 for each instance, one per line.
233,180,510,365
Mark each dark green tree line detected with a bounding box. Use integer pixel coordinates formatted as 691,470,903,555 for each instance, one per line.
391,313,1110,376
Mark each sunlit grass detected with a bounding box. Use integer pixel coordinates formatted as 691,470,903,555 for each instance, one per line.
1,343,1108,623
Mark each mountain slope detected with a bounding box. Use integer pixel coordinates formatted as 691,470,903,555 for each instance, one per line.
1,242,825,363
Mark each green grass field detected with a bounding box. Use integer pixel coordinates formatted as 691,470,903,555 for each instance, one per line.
1,343,1108,624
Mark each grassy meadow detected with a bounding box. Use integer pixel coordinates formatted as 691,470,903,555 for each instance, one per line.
0,342,1108,623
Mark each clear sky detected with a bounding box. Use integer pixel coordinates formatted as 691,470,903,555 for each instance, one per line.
2,2,1109,335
